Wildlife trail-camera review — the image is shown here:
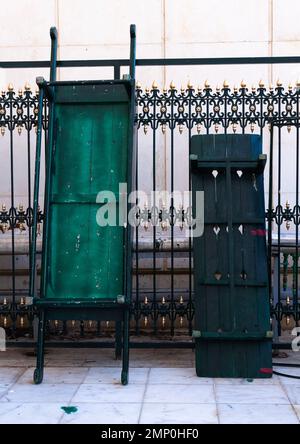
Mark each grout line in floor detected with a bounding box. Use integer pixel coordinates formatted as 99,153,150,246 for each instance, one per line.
212,381,220,424
277,376,300,423
57,381,84,424
0,400,293,405
137,368,151,424
0,367,28,401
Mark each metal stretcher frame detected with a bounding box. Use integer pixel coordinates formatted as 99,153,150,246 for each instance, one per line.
30,25,136,385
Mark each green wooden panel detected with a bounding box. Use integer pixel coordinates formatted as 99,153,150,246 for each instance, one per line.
191,134,272,378
44,91,129,301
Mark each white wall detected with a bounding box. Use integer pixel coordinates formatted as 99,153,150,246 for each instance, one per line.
0,0,300,232
1,0,300,86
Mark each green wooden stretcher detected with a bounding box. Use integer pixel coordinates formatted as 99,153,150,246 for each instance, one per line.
191,134,272,378
30,25,136,385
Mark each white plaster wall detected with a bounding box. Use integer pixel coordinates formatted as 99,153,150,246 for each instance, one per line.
0,0,299,221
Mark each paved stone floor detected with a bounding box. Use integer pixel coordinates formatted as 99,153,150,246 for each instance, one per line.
0,348,299,424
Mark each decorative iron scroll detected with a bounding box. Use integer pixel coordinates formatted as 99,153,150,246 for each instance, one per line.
0,81,299,337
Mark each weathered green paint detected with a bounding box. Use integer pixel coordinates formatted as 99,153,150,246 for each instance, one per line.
61,406,78,414
45,97,129,301
191,134,272,379
32,24,136,386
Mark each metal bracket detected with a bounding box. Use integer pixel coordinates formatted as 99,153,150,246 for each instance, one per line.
117,295,125,304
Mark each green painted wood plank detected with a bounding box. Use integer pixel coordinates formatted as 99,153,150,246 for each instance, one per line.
44,96,129,301
191,134,272,378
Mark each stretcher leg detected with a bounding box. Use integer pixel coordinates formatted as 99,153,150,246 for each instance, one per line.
121,310,129,385
33,310,46,384
115,321,122,359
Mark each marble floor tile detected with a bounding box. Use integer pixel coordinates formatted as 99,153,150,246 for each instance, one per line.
0,402,64,424
218,403,299,424
140,403,218,424
294,405,300,421
214,376,279,385
148,368,213,385
18,367,88,384
273,367,300,385
0,383,79,403
84,367,149,385
215,384,290,405
0,384,14,400
72,383,145,403
60,402,141,424
282,385,300,405
144,384,215,404
0,348,298,425
0,367,25,384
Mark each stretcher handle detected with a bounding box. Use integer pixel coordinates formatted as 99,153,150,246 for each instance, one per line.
130,24,136,80
50,27,58,82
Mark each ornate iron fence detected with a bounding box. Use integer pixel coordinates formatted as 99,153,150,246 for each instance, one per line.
0,56,299,344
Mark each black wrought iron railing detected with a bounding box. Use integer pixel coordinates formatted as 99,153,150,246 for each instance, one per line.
0,56,299,344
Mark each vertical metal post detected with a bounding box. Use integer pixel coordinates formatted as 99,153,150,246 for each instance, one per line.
129,24,136,81
114,64,121,80
29,86,45,299
295,105,299,321
40,28,58,299
277,120,282,336
268,123,274,327
26,91,32,282
188,87,193,335
8,86,16,334
135,130,140,335
170,88,175,336
152,90,157,334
